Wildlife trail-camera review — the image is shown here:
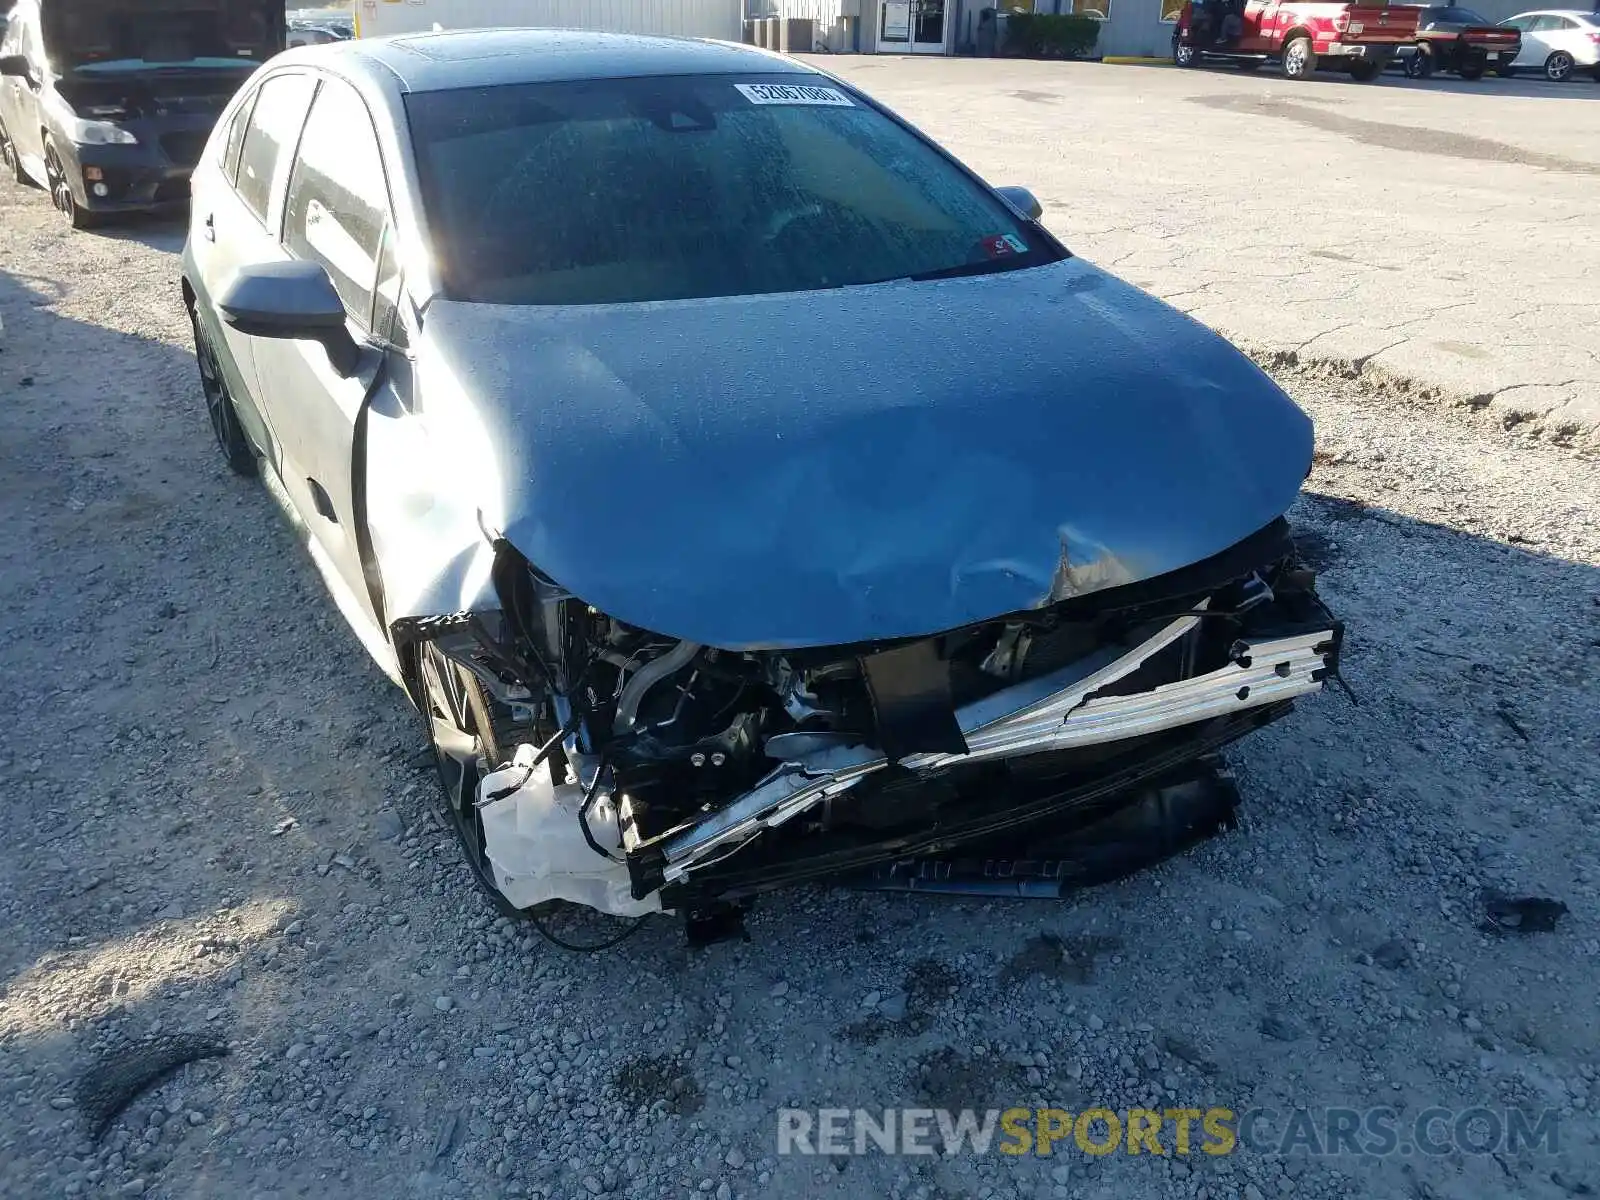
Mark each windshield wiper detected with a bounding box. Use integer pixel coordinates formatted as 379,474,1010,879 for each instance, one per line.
855,257,1040,287
908,259,1025,282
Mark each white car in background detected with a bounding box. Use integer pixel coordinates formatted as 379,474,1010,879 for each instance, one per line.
1498,9,1600,79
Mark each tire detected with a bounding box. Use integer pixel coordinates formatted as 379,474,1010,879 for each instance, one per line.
1349,59,1383,81
1544,50,1573,81
1457,60,1485,81
417,642,527,921
1173,37,1199,67
1282,35,1317,79
43,138,101,230
1404,43,1434,78
188,307,258,477
0,117,30,186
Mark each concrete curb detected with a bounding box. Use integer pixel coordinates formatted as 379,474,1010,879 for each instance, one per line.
1100,55,1172,65
1238,341,1600,453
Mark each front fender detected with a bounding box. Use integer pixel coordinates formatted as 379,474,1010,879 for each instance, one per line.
365,351,503,629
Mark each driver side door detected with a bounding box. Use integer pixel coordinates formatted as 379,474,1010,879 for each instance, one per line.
1241,0,1279,52
248,74,399,641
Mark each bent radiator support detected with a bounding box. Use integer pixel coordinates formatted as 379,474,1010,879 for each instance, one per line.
630,608,1340,895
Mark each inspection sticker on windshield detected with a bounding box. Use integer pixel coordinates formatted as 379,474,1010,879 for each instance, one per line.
734,83,854,107
981,233,1030,258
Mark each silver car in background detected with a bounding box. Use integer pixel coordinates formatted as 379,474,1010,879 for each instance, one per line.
181,30,1340,940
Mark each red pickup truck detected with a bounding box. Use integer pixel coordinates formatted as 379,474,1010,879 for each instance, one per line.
1173,0,1423,80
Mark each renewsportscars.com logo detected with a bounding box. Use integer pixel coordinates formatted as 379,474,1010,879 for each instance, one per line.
776,1106,1561,1159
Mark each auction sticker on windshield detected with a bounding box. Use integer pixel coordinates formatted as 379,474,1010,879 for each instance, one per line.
735,83,854,106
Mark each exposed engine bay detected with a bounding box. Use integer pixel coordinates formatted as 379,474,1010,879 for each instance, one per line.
397,517,1341,927
53,73,241,122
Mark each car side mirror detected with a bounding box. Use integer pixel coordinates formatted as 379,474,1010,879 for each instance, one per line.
996,185,1043,222
218,260,361,377
0,54,34,80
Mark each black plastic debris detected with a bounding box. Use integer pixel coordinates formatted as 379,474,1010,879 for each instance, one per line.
431,1108,461,1162
1259,1014,1303,1043
1495,706,1532,743
75,1033,229,1140
683,901,750,947
1372,938,1411,970
1479,889,1568,935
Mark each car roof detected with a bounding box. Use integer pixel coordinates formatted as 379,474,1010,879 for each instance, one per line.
309,29,812,93
1508,7,1597,15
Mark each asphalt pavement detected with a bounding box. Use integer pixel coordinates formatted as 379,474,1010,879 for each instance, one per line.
814,56,1600,445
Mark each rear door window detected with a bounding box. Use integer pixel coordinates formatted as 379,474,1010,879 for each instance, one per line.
219,90,256,184
235,71,316,223
281,75,392,326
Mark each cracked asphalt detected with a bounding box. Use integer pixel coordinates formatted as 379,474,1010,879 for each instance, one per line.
814,57,1600,445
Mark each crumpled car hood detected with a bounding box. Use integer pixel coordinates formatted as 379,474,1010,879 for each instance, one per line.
419,257,1312,649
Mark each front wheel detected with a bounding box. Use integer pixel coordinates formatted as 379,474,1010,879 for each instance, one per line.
1544,50,1574,81
1282,35,1317,79
418,642,523,919
1173,37,1199,67
43,139,100,230
1349,59,1384,81
1404,43,1435,78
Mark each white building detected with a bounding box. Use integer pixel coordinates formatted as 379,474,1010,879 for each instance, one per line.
757,0,1185,59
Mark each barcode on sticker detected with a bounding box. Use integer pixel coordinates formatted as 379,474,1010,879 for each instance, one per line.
734,83,853,107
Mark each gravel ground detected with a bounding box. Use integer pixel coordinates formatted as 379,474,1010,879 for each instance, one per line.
1,181,1597,1200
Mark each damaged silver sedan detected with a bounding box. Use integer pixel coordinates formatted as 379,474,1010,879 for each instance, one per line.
180,30,1340,936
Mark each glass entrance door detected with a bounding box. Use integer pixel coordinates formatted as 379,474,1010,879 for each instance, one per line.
878,0,946,52
910,0,946,52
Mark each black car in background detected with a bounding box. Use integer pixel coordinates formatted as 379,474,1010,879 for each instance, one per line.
1400,5,1522,77
0,0,282,228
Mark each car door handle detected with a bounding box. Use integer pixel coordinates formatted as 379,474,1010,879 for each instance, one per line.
203,213,215,242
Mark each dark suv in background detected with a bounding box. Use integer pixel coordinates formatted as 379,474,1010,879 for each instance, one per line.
0,0,282,229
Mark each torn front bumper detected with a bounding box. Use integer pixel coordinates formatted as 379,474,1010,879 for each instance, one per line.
627,595,1341,904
